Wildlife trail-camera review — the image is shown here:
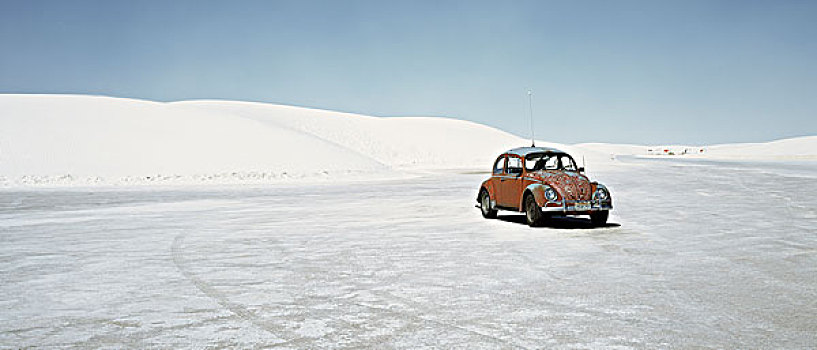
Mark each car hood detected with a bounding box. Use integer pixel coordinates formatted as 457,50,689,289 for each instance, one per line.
529,170,593,201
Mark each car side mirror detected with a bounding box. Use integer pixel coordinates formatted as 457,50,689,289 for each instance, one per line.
578,167,585,173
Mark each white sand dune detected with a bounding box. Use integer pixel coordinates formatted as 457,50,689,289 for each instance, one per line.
1,94,814,187
171,100,526,170
0,95,529,186
0,95,387,177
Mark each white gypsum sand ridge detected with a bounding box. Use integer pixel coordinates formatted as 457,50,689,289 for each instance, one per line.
0,94,531,187
1,94,815,187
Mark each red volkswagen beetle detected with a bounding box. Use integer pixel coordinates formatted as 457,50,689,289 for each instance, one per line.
477,147,612,227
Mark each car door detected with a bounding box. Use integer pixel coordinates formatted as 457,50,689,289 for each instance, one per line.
498,155,525,209
490,155,507,205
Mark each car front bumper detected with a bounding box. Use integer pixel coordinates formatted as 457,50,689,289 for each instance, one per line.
542,200,612,214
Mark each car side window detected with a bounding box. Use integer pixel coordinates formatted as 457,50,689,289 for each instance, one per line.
507,157,523,174
493,156,506,174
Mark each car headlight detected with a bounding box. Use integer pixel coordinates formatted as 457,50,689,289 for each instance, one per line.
595,188,609,201
544,187,558,201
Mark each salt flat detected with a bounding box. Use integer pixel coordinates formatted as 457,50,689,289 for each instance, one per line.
1,157,815,349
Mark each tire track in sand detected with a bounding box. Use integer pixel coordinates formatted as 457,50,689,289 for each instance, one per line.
172,233,528,348
171,233,308,347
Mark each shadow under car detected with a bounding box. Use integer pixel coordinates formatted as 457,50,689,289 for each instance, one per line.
496,214,620,229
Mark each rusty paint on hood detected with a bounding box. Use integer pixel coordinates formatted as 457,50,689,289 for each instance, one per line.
529,170,593,201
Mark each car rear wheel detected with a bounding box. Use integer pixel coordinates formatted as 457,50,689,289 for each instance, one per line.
590,210,609,226
480,190,497,219
524,194,544,227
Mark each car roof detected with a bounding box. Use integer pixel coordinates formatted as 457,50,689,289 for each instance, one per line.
505,146,566,157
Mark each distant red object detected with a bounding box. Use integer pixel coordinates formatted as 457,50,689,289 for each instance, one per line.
477,147,612,227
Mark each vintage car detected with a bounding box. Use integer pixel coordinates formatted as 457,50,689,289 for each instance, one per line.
477,147,612,227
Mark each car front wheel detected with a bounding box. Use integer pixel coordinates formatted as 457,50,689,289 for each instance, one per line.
524,194,544,227
480,190,497,219
590,210,609,226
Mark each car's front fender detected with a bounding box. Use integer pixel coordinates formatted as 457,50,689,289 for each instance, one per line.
522,183,551,208
593,182,613,205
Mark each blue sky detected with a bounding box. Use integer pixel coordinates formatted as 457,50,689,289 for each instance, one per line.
1,0,815,144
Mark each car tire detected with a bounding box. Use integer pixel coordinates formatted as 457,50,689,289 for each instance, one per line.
480,189,497,219
590,210,609,226
524,194,544,227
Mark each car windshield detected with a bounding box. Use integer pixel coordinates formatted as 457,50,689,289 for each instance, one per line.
525,153,578,171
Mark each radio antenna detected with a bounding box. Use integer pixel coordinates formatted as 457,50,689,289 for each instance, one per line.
527,89,535,147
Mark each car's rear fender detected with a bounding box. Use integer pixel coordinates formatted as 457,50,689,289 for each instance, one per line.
478,179,497,203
